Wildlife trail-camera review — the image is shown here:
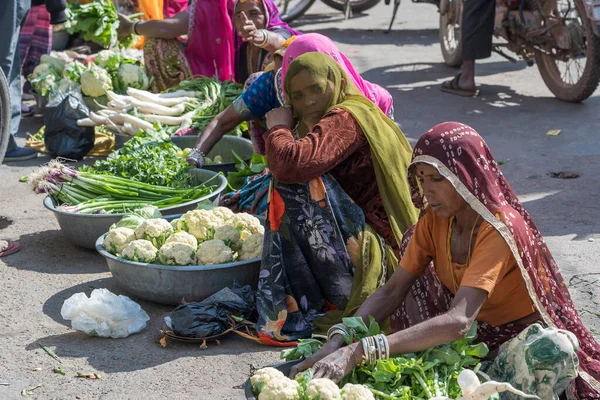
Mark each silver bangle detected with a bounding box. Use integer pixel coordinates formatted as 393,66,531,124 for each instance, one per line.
327,323,350,341
186,149,206,168
255,29,268,47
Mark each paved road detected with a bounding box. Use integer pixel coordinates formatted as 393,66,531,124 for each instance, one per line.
0,3,598,399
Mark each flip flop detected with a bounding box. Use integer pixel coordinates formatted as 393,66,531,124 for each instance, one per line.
0,241,20,257
441,73,479,97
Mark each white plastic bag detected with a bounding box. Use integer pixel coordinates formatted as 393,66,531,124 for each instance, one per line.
61,288,150,338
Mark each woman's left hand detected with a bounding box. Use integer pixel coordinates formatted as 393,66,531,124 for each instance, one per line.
266,107,294,129
311,342,362,383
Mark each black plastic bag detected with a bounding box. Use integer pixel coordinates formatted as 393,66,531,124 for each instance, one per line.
171,284,256,338
43,91,94,160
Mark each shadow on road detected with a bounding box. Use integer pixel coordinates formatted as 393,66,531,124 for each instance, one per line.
1,229,107,274
35,278,269,373
301,27,440,46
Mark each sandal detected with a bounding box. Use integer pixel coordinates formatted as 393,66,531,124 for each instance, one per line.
0,240,20,257
441,73,479,97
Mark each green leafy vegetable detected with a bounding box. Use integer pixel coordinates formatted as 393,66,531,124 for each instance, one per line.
226,152,267,190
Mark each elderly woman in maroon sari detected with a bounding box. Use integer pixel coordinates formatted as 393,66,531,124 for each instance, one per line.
293,122,600,399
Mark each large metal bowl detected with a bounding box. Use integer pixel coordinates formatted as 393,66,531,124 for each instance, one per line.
170,135,254,173
44,169,228,250
95,214,262,305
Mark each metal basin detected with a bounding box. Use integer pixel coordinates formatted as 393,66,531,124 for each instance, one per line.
95,214,263,305
44,169,227,250
170,135,254,173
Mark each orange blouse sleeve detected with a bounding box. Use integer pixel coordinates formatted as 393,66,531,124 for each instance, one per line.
399,211,436,277
264,109,366,184
460,222,515,295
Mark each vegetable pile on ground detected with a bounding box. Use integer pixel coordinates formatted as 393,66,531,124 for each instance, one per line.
28,51,150,102
82,130,191,188
65,0,139,49
77,77,244,137
249,319,539,400
103,206,265,266
28,160,217,214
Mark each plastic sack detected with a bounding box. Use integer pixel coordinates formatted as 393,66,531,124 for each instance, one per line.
61,288,150,338
171,284,256,338
43,90,94,160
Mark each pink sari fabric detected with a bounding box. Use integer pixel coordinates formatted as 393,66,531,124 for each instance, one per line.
185,0,236,81
163,0,188,18
281,33,393,116
407,122,599,398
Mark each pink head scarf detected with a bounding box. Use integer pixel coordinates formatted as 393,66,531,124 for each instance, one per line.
281,33,393,116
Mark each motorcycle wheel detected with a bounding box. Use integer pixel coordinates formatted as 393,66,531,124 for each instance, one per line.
0,68,10,165
320,0,382,13
277,0,317,22
535,0,600,102
439,0,463,67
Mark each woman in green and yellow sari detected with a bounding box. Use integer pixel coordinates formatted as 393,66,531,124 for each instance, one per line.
255,52,419,344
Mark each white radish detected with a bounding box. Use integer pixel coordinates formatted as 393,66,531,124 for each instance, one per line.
157,90,200,99
106,90,130,105
89,112,109,125
120,114,155,131
127,87,192,107
142,111,194,126
458,370,540,400
77,118,97,127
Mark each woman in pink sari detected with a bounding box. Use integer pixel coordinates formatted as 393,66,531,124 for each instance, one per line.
118,0,299,91
292,122,600,399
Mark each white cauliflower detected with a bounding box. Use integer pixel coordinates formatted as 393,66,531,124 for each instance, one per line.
259,377,300,400
158,242,195,266
250,367,285,393
306,378,342,400
211,206,234,222
238,233,264,261
196,240,233,265
229,213,264,240
134,218,173,248
31,72,57,97
121,239,158,263
177,209,223,241
165,231,198,249
103,227,136,255
341,383,375,400
40,54,64,75
80,65,113,97
31,63,54,79
214,225,242,251
116,63,150,90
94,50,120,71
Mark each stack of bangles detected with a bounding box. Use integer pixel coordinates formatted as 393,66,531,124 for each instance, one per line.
326,323,390,366
186,149,206,167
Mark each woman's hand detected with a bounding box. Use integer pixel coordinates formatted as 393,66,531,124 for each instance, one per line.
266,107,294,129
311,342,362,383
290,335,345,378
118,14,134,39
238,11,264,44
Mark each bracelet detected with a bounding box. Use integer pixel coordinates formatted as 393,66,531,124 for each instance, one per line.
186,149,206,168
360,334,389,366
255,29,268,47
327,323,350,341
133,20,142,35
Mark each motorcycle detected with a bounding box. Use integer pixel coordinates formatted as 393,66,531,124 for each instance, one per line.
438,0,600,102
0,67,10,164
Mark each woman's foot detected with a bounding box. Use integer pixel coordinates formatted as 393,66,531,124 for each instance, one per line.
0,240,20,257
441,73,478,97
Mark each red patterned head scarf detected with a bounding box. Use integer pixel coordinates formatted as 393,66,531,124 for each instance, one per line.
409,122,599,398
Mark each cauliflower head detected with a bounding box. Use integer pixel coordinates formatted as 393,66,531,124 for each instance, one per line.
158,242,196,266
250,367,285,393
196,240,233,265
134,218,173,248
165,231,198,249
238,233,264,261
259,377,300,400
306,378,341,400
340,383,374,400
80,65,112,97
230,213,264,240
94,50,120,71
40,54,64,75
31,72,57,97
121,239,158,263
177,210,223,241
117,64,150,90
103,227,136,255
211,206,234,222
214,225,242,251
31,63,54,79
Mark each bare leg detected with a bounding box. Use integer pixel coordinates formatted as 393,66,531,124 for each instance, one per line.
459,60,476,90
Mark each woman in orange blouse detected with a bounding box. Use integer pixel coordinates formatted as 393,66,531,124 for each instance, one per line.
292,122,600,399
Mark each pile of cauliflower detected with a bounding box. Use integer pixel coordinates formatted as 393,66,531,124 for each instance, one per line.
103,207,264,266
250,367,374,400
29,50,150,100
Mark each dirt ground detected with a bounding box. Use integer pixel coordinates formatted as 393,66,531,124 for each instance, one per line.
1,3,599,399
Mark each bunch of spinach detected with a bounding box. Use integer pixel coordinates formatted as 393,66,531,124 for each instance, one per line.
85,130,192,188
227,151,268,190
65,0,137,49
